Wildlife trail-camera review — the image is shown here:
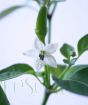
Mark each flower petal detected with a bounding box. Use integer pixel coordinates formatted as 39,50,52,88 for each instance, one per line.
44,54,57,68
34,38,44,51
35,59,45,70
44,43,58,54
23,49,39,58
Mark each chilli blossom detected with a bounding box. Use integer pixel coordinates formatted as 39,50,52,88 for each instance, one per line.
23,38,58,70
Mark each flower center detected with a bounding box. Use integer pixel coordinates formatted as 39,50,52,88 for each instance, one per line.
39,51,45,60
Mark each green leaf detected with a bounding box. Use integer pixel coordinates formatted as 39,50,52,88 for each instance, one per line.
35,5,47,43
0,85,10,105
0,63,34,81
69,68,88,85
60,43,76,59
63,65,88,80
78,34,88,56
53,65,88,96
50,64,66,77
0,5,25,19
53,77,88,96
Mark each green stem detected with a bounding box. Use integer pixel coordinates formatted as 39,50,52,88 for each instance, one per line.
41,3,57,105
44,66,50,88
42,89,51,105
59,65,71,79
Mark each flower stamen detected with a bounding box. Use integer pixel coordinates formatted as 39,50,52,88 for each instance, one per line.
39,51,45,60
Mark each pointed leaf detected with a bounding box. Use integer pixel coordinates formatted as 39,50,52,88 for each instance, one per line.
69,68,88,84
53,76,88,96
0,5,25,19
63,65,88,80
78,34,88,56
0,85,10,105
53,65,88,96
35,5,47,43
0,63,34,81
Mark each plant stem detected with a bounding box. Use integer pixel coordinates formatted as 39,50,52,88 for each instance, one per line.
59,65,71,79
48,18,52,44
41,3,57,105
45,66,50,88
42,89,51,105
48,3,57,44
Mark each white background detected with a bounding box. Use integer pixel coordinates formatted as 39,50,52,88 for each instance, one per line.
0,0,88,105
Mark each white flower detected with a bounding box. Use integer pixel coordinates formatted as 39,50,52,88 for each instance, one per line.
23,38,58,70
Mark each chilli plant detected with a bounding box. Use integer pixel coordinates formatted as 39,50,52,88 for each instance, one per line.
0,0,88,105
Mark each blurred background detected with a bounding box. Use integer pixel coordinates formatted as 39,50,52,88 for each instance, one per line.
0,0,88,105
